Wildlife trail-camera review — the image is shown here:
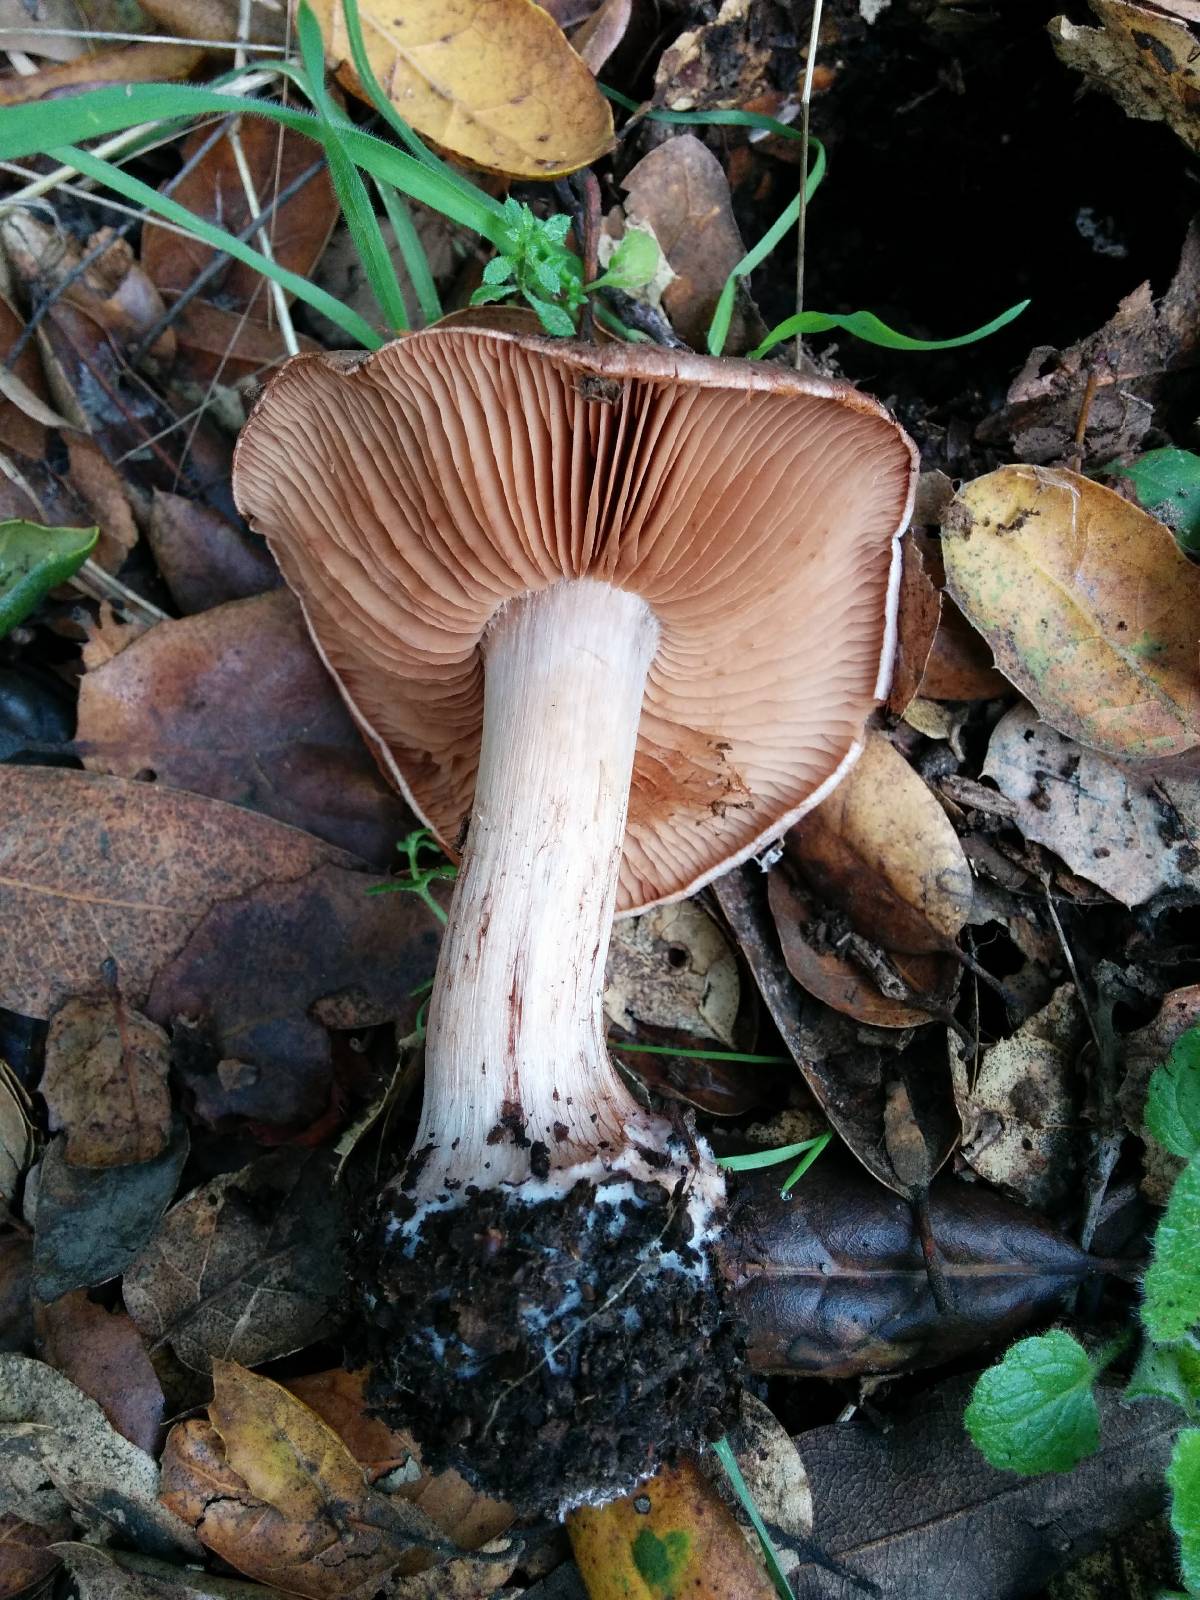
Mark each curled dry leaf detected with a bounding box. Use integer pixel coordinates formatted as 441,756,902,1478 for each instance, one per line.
786,730,973,953
621,135,753,352
1051,0,1200,154
0,41,203,107
792,1375,1179,1600
0,767,353,1019
0,1354,200,1559
161,1362,447,1598
888,529,1007,715
40,995,171,1168
568,1455,776,1600
954,986,1089,1210
722,1155,1108,1379
0,1067,32,1211
713,867,960,1197
604,897,739,1046
31,1119,188,1303
980,219,1200,466
77,590,413,866
983,703,1200,906
123,1149,343,1373
942,465,1200,759
35,1294,164,1456
768,863,958,1029
308,0,613,178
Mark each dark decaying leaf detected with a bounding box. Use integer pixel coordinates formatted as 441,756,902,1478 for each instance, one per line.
122,1149,344,1373
148,861,444,1130
77,590,414,865
712,867,959,1196
0,768,353,1019
722,1155,1114,1379
0,1234,33,1353
145,490,280,615
40,994,171,1168
35,1292,164,1455
0,1511,64,1598
791,1377,1179,1599
31,1118,188,1303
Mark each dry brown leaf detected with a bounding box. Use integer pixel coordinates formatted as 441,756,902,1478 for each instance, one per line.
768,865,958,1028
0,42,202,106
309,0,613,178
77,589,412,865
1052,0,1200,153
123,1149,343,1373
35,1293,164,1455
787,730,973,953
943,465,1200,759
621,135,752,351
161,1363,446,1597
570,0,631,69
954,986,1089,1209
0,1511,64,1596
708,1394,812,1591
146,490,279,614
286,1369,514,1595
0,292,51,460
143,121,338,313
63,435,138,574
0,767,352,1019
160,297,322,383
983,703,1200,906
887,532,942,716
568,1455,775,1599
40,995,171,1168
59,1541,291,1598
0,1068,32,1213
139,0,285,47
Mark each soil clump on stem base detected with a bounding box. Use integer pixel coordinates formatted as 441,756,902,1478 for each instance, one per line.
352,1173,742,1514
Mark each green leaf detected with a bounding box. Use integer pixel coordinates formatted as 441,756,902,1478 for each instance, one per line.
1109,448,1200,555
1143,1157,1200,1344
965,1331,1102,1474
1126,1343,1200,1417
1168,1429,1200,1592
542,213,572,245
524,293,576,337
590,226,661,292
1148,1029,1200,1161
469,284,517,306
0,520,97,637
748,301,1030,359
482,255,517,286
531,255,568,296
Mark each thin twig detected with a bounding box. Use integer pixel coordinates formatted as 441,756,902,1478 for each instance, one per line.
795,0,823,370
0,25,288,49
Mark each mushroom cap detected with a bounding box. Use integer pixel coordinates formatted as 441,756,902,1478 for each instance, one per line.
233,326,917,914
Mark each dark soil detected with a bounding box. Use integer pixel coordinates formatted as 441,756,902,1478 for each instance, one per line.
352,1174,742,1514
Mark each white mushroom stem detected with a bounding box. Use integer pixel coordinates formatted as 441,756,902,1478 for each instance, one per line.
411,579,692,1198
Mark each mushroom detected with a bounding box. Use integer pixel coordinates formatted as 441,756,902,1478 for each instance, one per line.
232,325,917,1511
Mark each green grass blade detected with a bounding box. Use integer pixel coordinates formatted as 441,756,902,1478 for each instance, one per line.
780,1131,831,1194
711,1438,793,1600
0,84,507,242
601,85,811,148
706,138,826,357
295,0,408,331
375,178,442,324
610,1043,789,1064
716,1137,827,1172
51,141,382,347
749,300,1030,358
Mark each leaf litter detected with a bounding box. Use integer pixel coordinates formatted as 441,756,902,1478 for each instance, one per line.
0,0,1198,1596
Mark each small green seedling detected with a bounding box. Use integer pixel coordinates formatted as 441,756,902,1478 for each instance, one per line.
966,1026,1200,1596
369,828,456,924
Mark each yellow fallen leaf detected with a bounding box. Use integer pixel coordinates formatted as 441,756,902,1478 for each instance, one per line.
308,0,614,179
787,730,973,954
567,1457,775,1600
1051,1,1200,156
942,464,1200,760
159,1361,445,1597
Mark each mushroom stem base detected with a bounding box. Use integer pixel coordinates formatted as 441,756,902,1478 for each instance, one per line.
355,1171,741,1514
